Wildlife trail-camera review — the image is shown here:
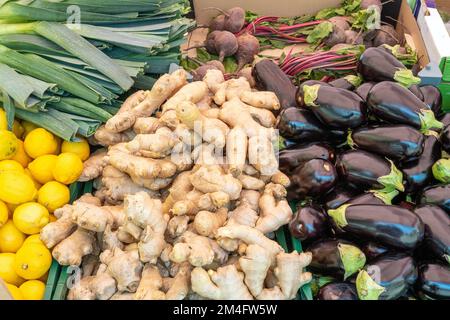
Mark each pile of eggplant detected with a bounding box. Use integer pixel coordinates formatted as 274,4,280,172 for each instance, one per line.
277,46,450,300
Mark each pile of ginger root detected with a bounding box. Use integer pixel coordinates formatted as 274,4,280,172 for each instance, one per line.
40,68,312,300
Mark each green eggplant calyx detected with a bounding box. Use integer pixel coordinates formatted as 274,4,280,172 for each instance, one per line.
444,254,450,265
338,243,366,280
347,131,355,149
277,136,286,150
344,74,363,88
327,204,350,228
424,130,440,138
418,109,443,133
370,189,399,205
393,68,421,88
303,84,320,107
377,159,405,192
432,159,450,184
356,270,385,300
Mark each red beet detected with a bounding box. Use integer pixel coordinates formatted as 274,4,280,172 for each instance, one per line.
236,33,260,70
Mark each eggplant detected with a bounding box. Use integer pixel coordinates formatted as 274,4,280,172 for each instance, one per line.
432,158,450,184
308,239,366,280
439,113,450,127
276,107,337,142
355,82,375,101
336,150,405,192
414,205,450,262
349,125,425,161
329,75,362,91
367,82,442,132
323,186,360,210
310,275,336,296
289,205,329,242
362,242,390,261
278,143,335,174
358,47,421,88
356,253,417,300
298,84,367,129
409,84,424,101
327,204,424,249
416,263,450,299
419,185,450,213
291,159,338,198
420,85,442,116
317,282,358,300
347,190,399,206
442,125,450,153
401,134,441,193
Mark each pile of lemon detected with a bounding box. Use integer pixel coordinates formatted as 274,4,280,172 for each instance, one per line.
0,109,90,300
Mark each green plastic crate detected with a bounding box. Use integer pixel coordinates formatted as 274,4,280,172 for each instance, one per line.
439,57,450,112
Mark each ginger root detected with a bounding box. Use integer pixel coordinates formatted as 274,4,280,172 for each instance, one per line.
126,127,178,159
240,91,281,110
239,244,271,297
52,228,97,266
134,264,166,300
133,117,160,134
79,149,108,182
189,165,242,200
170,231,215,267
203,69,225,94
193,208,228,238
94,126,135,147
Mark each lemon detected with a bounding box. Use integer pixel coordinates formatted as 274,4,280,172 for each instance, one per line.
0,159,24,173
11,140,32,168
0,129,18,161
19,280,45,300
28,154,58,184
61,138,90,161
21,121,38,139
0,108,6,130
0,200,8,227
0,220,25,253
6,202,17,216
14,243,52,280
39,271,49,283
37,181,70,213
24,168,42,190
12,121,24,140
23,234,44,246
24,128,58,159
52,153,83,185
13,202,49,235
6,283,24,300
0,170,37,204
0,253,24,286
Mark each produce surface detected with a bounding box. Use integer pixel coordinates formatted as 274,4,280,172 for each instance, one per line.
0,0,449,302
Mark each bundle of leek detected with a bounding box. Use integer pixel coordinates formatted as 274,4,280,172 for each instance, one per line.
0,0,194,141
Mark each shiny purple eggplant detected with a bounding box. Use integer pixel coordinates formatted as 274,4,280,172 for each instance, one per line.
329,75,362,91
414,205,450,262
308,239,366,280
289,205,330,242
416,263,450,299
355,82,375,101
358,47,421,87
299,84,367,129
327,204,424,249
291,159,338,198
317,282,358,300
362,242,390,261
323,186,360,210
401,134,441,193
442,125,450,153
347,190,399,206
419,185,450,213
349,125,425,161
279,143,335,174
420,85,442,116
356,253,417,300
367,82,442,132
336,150,405,192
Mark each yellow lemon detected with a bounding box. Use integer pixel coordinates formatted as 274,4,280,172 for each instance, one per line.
28,155,58,184
12,121,24,140
6,283,24,300
24,168,42,190
11,140,32,168
23,234,45,246
13,202,49,235
0,159,24,173
0,170,37,204
52,153,83,185
21,121,38,139
24,128,58,159
61,138,90,161
0,200,8,227
14,243,52,280
0,108,6,130
0,253,24,286
37,181,70,213
0,129,18,161
6,203,17,216
0,220,25,253
19,280,45,300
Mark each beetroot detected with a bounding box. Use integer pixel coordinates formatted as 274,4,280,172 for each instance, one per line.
236,33,260,70
210,14,226,31
207,7,246,33
345,30,363,45
191,60,225,81
324,26,346,47
213,31,239,61
373,25,400,47
329,16,350,31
